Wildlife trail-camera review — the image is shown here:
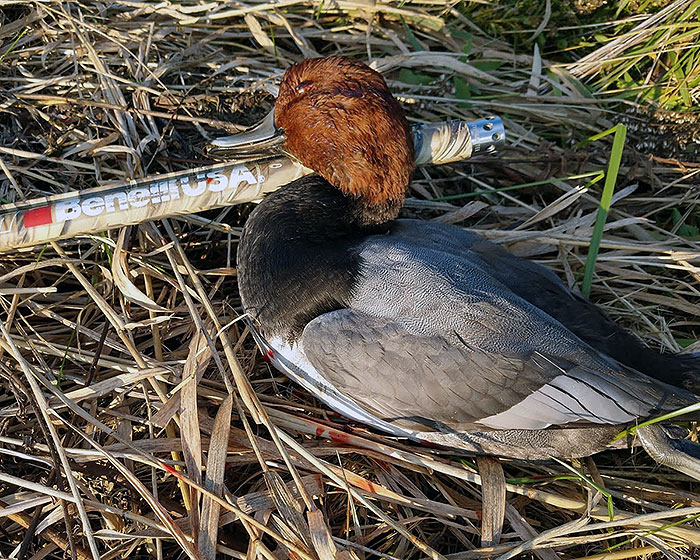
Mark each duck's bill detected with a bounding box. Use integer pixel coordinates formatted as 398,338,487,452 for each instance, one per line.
205,110,285,159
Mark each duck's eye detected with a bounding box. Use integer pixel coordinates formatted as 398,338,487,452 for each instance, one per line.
295,80,313,94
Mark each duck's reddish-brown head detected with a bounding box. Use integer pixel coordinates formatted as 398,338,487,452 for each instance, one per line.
274,57,414,214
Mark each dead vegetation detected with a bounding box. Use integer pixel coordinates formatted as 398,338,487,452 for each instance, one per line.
0,1,699,559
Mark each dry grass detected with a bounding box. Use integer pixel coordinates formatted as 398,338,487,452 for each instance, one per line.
0,1,699,559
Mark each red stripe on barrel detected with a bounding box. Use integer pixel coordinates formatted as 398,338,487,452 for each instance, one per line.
23,206,53,227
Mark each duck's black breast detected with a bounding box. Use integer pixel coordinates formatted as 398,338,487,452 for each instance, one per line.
237,174,383,341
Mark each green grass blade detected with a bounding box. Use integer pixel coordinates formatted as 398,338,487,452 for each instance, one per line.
550,456,615,521
0,27,28,64
613,401,700,441
581,124,627,299
432,171,603,202
400,15,424,51
604,512,700,552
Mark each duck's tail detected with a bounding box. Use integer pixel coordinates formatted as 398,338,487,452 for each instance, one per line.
640,351,700,395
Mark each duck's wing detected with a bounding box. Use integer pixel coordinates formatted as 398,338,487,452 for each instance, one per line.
302,310,692,431
299,236,695,431
389,220,632,343
391,219,700,391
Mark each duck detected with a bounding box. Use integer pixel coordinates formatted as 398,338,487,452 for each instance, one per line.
212,56,700,474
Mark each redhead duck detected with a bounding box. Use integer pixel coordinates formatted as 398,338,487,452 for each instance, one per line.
216,57,700,473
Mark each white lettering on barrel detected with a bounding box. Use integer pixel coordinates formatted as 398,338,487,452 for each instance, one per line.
81,197,104,216
182,175,207,197
104,192,128,212
128,188,150,207
55,200,82,221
